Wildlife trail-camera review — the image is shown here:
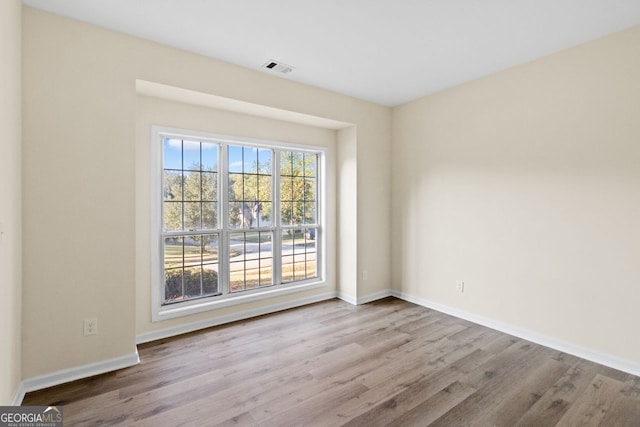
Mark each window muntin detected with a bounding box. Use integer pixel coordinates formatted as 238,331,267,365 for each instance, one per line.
229,231,274,292
164,234,220,303
163,138,218,232
280,151,317,226
162,138,220,304
279,151,318,284
282,228,317,283
156,131,323,310
228,145,273,229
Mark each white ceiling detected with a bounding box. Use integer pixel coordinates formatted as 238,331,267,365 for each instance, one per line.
22,0,640,106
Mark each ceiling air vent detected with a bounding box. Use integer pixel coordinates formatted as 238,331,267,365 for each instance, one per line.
262,60,295,74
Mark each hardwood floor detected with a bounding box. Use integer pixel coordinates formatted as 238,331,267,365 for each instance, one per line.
23,297,640,426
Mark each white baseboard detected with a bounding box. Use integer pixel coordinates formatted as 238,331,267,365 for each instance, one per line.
337,290,393,306
136,291,338,344
336,291,357,305
391,289,640,377
357,290,393,305
12,384,25,406
14,351,140,405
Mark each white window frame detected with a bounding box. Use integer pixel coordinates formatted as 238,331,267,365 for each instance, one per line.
151,126,327,321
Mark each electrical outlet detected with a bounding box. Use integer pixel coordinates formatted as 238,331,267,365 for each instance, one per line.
362,270,368,281
84,318,98,336
456,281,465,293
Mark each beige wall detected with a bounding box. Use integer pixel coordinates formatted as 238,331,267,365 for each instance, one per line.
337,126,358,300
22,10,138,379
0,0,22,405
392,26,640,363
22,7,390,378
135,95,338,335
357,113,392,298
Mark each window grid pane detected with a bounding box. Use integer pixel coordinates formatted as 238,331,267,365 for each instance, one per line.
281,227,317,283
228,145,273,229
163,138,219,232
229,232,273,293
280,151,317,227
164,234,220,304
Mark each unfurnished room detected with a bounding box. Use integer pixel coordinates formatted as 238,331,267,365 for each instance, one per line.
1,0,640,425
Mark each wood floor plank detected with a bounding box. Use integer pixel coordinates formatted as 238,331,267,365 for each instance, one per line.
599,392,640,427
514,359,603,426
406,342,565,426
388,381,478,427
66,368,226,426
340,345,499,427
241,328,437,426
134,342,366,426
470,355,570,426
320,322,470,391
555,374,627,427
255,380,369,427
304,338,496,426
22,298,640,426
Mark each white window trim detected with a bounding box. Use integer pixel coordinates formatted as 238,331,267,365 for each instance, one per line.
150,126,327,321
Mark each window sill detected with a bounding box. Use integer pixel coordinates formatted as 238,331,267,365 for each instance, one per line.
152,280,327,322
